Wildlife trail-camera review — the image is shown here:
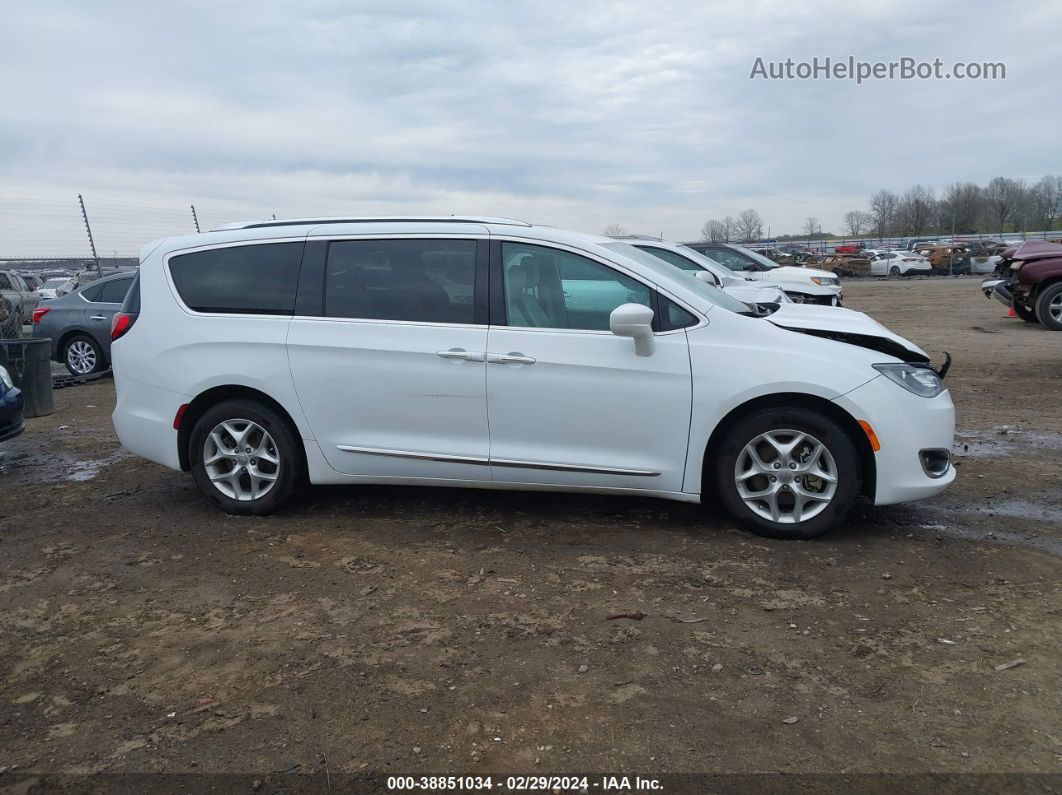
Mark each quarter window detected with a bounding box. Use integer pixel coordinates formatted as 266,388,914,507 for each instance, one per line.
170,242,303,314
324,239,476,324
0,274,11,290
501,242,650,331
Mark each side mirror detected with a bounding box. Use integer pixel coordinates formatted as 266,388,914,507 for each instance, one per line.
695,270,720,287
610,303,655,357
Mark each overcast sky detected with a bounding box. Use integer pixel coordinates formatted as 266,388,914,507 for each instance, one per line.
1,0,1059,256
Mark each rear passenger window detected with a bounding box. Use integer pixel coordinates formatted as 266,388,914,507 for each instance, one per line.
324,239,476,324
99,278,133,304
80,283,104,302
170,243,303,314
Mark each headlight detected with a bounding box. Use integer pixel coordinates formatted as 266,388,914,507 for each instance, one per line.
873,363,945,398
809,276,837,286
0,366,12,389
1009,260,1023,271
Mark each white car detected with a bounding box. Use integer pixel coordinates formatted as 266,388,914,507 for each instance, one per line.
111,216,955,539
611,239,791,305
863,249,932,277
683,242,843,305
37,278,74,300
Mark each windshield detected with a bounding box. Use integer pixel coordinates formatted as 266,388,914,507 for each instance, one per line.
730,244,781,269
602,242,753,315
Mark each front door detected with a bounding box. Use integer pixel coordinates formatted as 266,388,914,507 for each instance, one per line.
287,237,492,480
485,241,693,493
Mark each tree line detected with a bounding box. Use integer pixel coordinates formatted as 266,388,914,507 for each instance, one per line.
604,174,1061,244
846,175,1061,239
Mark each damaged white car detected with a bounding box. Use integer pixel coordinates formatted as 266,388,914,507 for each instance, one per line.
112,217,954,539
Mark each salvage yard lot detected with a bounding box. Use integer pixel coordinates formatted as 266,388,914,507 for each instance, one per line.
1,277,1060,781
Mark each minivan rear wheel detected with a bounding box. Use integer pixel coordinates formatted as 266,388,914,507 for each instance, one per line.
714,407,860,539
189,399,304,515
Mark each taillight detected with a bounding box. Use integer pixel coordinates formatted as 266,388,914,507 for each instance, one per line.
32,307,50,324
111,312,137,341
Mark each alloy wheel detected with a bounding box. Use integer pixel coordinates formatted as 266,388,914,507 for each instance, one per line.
202,419,281,501
67,340,97,374
734,429,838,524
1050,293,1062,324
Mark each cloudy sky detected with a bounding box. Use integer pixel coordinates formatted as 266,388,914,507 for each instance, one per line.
1,0,1058,256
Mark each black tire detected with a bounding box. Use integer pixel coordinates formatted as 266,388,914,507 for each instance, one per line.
713,407,861,540
62,334,104,376
1013,301,1038,323
1034,283,1062,331
889,265,901,277
188,398,305,516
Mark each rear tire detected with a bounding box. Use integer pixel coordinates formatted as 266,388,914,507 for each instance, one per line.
1034,283,1062,330
889,265,901,277
713,407,861,539
189,398,305,515
63,334,104,376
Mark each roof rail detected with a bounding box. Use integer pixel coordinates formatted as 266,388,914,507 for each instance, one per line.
213,216,532,231
605,233,665,241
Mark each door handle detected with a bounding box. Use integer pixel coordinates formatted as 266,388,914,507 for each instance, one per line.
89,315,106,321
487,353,536,365
436,348,485,362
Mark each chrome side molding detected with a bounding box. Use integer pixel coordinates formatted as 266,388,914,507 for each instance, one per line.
336,446,659,476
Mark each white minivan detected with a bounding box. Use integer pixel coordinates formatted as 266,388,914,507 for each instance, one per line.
111,217,955,539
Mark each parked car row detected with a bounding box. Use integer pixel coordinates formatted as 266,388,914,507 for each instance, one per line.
981,240,1062,330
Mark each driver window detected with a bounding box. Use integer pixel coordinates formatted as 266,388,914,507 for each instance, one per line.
501,242,651,331
707,248,751,271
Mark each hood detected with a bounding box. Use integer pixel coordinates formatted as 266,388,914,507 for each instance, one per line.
767,304,929,363
726,283,788,305
771,265,837,281
1009,240,1062,262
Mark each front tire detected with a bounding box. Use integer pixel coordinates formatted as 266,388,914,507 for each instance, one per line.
1034,283,1062,330
63,334,104,376
889,265,901,278
189,399,305,515
1013,301,1038,323
713,407,860,539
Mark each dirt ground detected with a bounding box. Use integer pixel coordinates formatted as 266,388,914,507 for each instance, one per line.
1,277,1060,788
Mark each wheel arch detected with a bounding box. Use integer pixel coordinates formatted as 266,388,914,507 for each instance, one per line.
177,384,306,472
57,328,107,367
700,392,876,502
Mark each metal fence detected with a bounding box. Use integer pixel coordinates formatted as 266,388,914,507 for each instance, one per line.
0,194,274,260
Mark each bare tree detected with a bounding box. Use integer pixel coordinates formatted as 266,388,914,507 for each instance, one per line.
701,219,730,242
734,209,764,242
802,217,819,239
842,210,872,237
602,224,627,237
868,189,898,239
939,182,982,234
982,177,1025,232
895,185,935,236
1024,176,1059,231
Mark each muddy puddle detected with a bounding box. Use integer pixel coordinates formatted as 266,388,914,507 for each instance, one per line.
917,497,1062,555
954,427,1062,459
0,439,130,485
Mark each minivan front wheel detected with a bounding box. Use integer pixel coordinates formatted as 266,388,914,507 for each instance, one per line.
714,407,860,539
189,399,304,515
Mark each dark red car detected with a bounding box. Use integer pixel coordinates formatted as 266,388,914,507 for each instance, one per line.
993,241,1062,330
